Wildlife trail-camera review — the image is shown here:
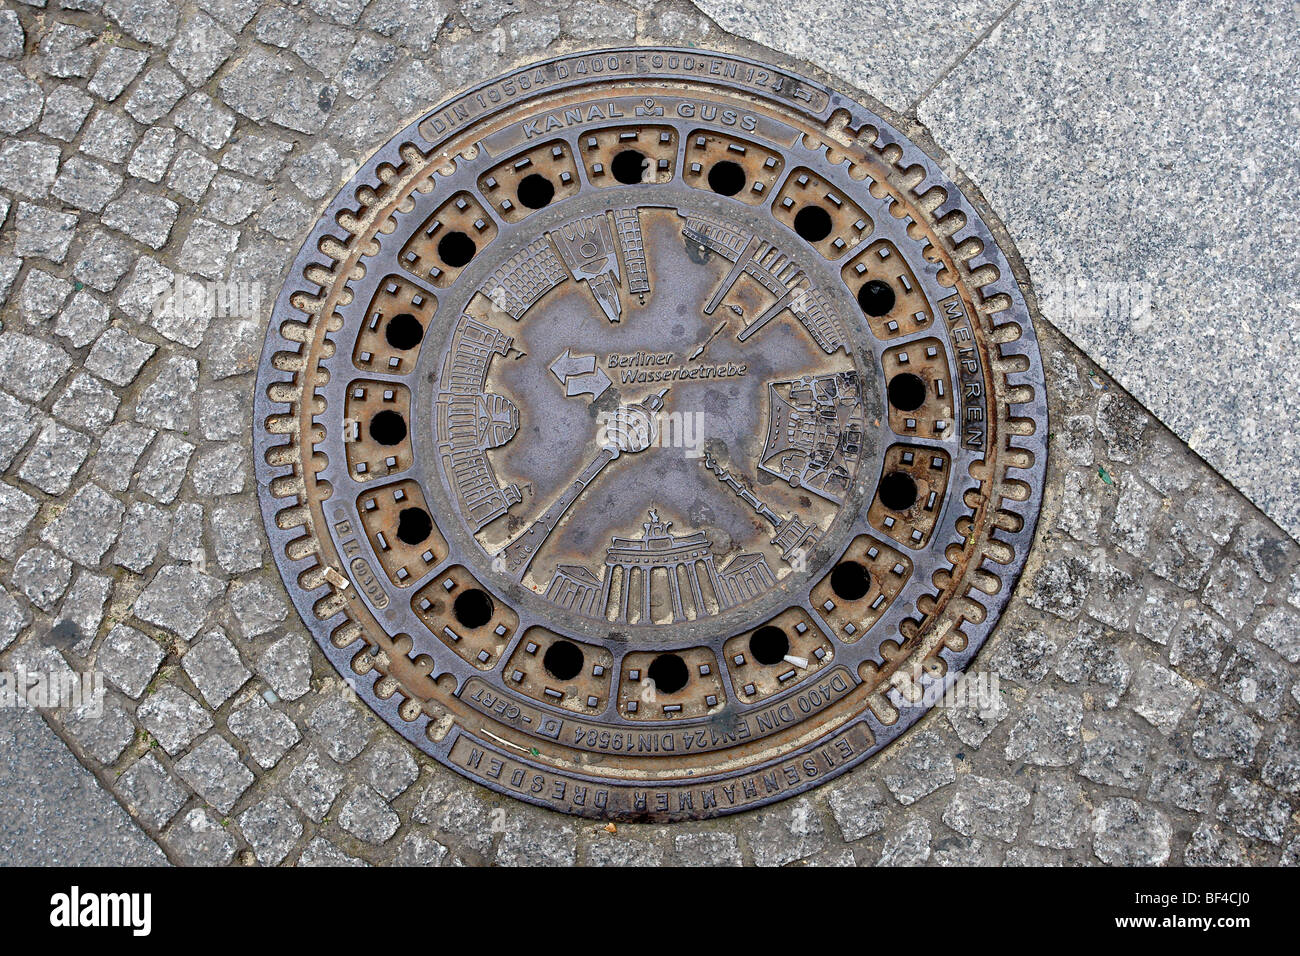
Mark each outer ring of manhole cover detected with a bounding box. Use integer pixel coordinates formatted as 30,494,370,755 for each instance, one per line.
254,46,1049,821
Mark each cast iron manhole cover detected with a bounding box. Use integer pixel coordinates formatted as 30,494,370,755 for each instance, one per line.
255,47,1048,821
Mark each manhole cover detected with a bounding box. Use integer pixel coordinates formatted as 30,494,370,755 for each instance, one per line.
255,47,1048,821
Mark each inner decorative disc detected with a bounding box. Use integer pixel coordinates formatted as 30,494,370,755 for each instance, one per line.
254,47,1049,821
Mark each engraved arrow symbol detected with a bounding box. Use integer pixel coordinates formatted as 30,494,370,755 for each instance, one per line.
565,367,611,398
549,348,612,400
549,348,593,382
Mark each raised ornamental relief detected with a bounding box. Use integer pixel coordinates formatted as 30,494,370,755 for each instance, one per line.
254,47,1047,820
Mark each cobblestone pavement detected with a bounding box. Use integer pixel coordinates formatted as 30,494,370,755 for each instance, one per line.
0,0,1297,866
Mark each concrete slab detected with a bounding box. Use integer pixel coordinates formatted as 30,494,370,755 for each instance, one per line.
690,0,1010,106
915,0,1300,538
0,707,168,866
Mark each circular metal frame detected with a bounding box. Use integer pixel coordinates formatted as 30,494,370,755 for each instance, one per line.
254,46,1048,821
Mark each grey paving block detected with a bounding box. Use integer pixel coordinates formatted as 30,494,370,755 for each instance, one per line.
0,707,167,865
918,0,1300,537
692,0,1008,106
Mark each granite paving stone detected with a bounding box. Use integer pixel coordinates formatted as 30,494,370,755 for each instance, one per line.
182,628,252,708
238,796,304,865
173,735,254,814
164,808,236,866
115,753,190,830
97,624,167,699
254,634,313,702
138,684,215,755
227,695,301,769
285,748,345,823
133,565,225,641
39,85,94,141
918,0,1300,538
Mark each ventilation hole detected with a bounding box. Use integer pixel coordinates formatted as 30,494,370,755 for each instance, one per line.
516,173,555,209
749,626,790,666
707,160,746,196
611,149,648,184
647,653,689,694
793,205,833,242
453,588,494,629
437,230,476,267
543,640,584,681
395,507,432,545
879,471,919,511
888,372,928,412
830,561,871,601
384,312,424,350
858,279,896,316
368,410,407,446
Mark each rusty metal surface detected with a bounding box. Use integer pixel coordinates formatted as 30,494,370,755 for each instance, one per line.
254,48,1048,821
